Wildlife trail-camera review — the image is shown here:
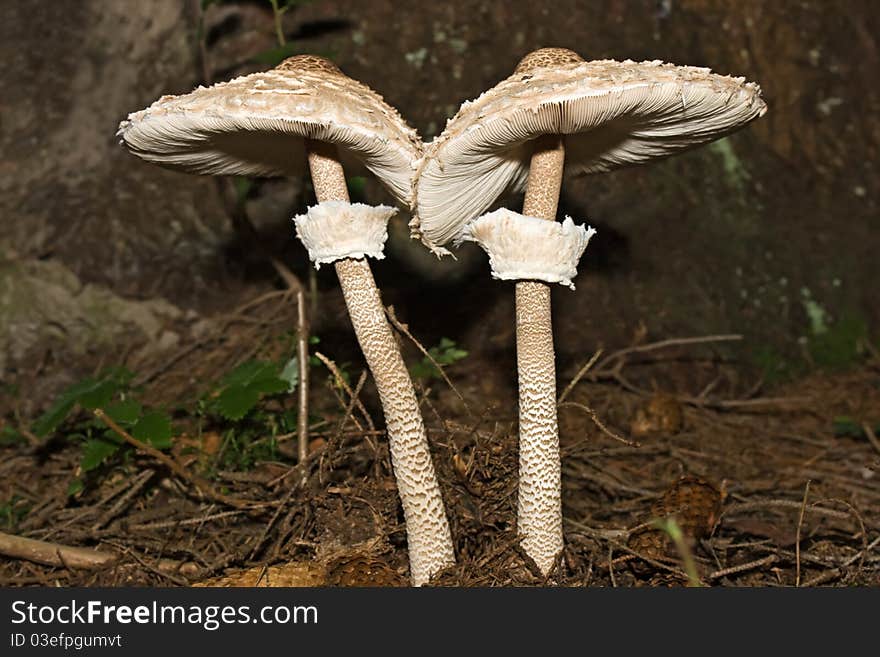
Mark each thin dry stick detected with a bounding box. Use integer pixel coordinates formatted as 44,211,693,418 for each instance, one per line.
800,536,880,586
594,334,743,371
313,351,375,431
810,497,868,560
721,499,851,521
558,401,640,447
589,334,808,409
557,348,603,404
862,421,880,456
102,541,188,586
248,482,301,560
385,305,471,412
843,534,880,567
0,531,117,569
331,370,370,444
801,569,843,587
608,544,617,587
130,511,245,532
320,371,370,481
707,555,778,581
270,258,310,464
795,480,811,587
93,409,254,510
92,469,155,530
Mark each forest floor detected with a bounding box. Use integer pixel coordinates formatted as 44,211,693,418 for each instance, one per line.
1,286,878,588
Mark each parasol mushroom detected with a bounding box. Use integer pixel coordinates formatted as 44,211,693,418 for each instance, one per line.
118,54,454,586
413,47,766,575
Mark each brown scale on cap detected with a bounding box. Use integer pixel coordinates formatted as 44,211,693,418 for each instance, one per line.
514,47,584,74
276,54,344,76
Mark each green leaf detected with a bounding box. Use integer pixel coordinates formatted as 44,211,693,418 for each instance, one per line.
213,360,288,420
32,370,131,437
0,426,26,446
81,438,121,472
103,399,142,426
221,360,278,387
67,479,85,497
132,411,173,450
411,338,469,381
217,386,261,421
32,391,84,437
279,355,300,393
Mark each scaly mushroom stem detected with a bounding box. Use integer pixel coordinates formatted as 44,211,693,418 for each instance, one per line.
305,139,455,586
516,135,566,575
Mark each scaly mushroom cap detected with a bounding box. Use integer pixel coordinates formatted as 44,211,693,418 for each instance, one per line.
413,48,767,249
118,55,422,205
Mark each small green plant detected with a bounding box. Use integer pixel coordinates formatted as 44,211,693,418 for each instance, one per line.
198,357,310,471
410,338,469,381
30,367,174,492
206,359,290,421
28,340,327,490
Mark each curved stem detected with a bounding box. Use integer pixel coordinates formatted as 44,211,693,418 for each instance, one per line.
516,135,566,574
305,140,455,585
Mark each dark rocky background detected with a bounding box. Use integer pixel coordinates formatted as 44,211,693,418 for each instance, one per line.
2,0,876,403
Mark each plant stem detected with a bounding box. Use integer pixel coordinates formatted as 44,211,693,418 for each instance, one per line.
269,0,287,47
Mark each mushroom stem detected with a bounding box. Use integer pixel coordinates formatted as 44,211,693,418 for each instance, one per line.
522,136,565,219
516,135,566,575
305,139,455,586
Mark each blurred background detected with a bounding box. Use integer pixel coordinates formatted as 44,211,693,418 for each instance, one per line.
0,0,878,588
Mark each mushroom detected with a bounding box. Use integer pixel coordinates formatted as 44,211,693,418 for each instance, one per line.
413,47,766,575
118,54,454,586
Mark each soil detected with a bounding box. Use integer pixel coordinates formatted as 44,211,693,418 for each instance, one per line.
1,290,878,587
1,0,878,587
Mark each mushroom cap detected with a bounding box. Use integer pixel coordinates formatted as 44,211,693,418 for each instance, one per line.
413,49,767,249
118,55,422,205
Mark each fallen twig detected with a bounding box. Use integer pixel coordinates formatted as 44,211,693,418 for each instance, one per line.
721,499,851,521
94,409,255,510
0,531,117,569
862,422,880,456
320,370,371,481
270,257,310,464
707,555,778,581
594,334,743,372
558,348,603,404
558,401,640,447
92,469,155,530
314,351,375,432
